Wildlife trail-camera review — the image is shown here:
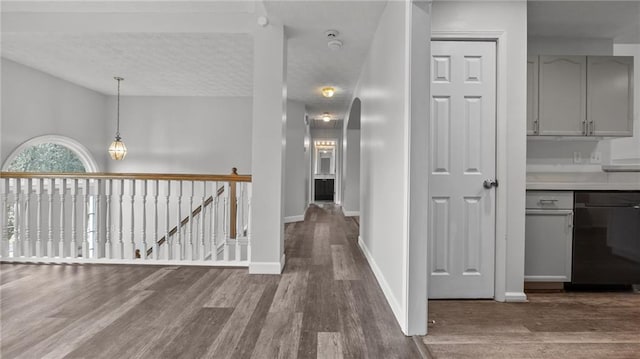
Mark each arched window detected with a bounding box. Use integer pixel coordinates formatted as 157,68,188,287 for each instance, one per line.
2,135,98,172
7,143,86,173
3,135,99,257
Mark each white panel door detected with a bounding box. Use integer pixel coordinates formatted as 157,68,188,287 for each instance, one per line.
428,41,496,299
587,56,634,137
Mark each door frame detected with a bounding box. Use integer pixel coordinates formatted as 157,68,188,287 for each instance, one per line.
430,31,509,302
310,137,340,204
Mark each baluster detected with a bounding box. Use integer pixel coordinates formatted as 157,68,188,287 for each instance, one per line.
1,178,9,257
164,181,171,260
210,182,218,262
47,178,54,257
58,178,66,258
117,179,125,260
140,180,148,259
13,179,22,257
223,182,229,262
83,179,91,259
174,181,183,260
199,181,207,260
246,183,252,263
35,179,44,258
103,178,113,259
235,182,242,261
153,180,159,260
94,179,101,259
186,181,194,260
23,178,32,257
69,179,78,258
129,179,136,260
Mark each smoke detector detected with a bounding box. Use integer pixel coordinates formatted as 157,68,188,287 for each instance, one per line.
325,29,343,50
328,39,343,50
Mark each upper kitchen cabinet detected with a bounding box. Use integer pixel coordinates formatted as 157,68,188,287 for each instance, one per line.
530,55,634,137
538,55,587,136
587,56,634,137
527,56,539,135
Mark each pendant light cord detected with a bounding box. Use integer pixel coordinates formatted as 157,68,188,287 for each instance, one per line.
115,77,123,141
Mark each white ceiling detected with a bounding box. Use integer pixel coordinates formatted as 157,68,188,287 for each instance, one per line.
528,1,640,44
2,33,253,96
1,0,386,125
265,0,387,121
6,1,636,124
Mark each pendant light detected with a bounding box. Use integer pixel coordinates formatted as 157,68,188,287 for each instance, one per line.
108,77,127,160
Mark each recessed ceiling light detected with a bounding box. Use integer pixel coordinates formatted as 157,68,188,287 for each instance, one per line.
322,87,336,98
322,112,331,122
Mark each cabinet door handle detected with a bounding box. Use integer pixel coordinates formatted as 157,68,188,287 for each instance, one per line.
582,121,587,135
566,212,573,232
589,121,594,135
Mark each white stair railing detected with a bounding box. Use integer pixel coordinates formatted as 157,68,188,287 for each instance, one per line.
0,171,252,266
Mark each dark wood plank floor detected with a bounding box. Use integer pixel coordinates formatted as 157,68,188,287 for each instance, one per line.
0,204,421,359
424,292,640,359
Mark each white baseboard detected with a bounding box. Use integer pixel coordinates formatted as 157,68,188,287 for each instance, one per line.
343,210,360,217
357,236,406,332
249,253,285,274
504,291,528,302
284,215,304,224
0,257,249,267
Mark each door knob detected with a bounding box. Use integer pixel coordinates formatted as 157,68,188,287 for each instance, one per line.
483,179,498,189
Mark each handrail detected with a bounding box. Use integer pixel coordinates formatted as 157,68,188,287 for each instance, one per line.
143,186,225,258
0,172,252,183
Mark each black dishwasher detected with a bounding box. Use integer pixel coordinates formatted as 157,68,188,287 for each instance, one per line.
573,191,640,285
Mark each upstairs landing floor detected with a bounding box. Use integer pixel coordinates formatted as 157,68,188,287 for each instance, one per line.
0,204,421,358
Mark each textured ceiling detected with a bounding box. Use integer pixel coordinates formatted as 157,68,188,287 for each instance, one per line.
310,119,343,130
2,1,254,13
528,1,640,44
268,0,387,121
1,32,253,96
0,0,386,122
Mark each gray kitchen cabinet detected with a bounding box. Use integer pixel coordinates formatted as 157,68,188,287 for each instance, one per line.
530,55,634,137
525,191,574,282
527,55,539,135
587,56,634,137
538,56,587,136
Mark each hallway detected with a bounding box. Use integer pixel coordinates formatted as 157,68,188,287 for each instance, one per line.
0,204,421,358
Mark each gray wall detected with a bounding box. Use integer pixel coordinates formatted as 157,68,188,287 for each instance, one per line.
1,58,110,170
104,95,252,175
1,58,253,175
284,100,306,221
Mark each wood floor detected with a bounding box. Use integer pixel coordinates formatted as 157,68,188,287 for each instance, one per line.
424,291,640,359
0,204,421,359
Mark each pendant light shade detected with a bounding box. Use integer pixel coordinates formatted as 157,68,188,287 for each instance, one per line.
108,138,127,160
109,76,127,160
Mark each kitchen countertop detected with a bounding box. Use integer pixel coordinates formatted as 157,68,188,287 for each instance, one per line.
527,172,640,191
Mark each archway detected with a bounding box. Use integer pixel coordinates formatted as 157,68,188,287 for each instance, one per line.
342,97,361,217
